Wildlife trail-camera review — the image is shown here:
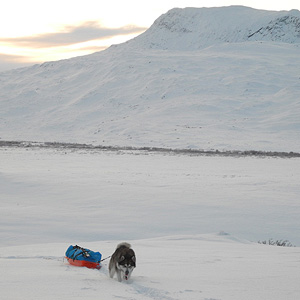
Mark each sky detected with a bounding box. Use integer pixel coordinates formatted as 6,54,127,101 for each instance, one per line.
0,0,299,71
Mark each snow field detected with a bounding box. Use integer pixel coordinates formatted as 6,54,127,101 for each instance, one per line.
1,147,300,246
1,147,300,299
1,235,299,300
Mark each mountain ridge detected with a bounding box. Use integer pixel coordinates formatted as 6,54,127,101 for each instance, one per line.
125,6,300,50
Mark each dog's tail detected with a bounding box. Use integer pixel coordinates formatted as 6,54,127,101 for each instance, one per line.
116,242,131,249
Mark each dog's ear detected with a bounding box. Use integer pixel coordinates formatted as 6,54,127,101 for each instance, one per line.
132,256,136,262
118,255,125,262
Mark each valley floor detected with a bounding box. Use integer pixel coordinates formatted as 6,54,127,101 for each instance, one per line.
1,146,299,299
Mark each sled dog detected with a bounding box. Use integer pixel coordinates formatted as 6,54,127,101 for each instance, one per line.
109,242,136,282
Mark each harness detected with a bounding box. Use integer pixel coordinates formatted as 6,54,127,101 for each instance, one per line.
100,255,111,262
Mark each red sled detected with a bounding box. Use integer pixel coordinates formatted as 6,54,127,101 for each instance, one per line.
66,257,101,269
65,245,102,269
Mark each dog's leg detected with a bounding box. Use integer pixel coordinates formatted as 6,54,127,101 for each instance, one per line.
109,266,115,278
116,270,122,282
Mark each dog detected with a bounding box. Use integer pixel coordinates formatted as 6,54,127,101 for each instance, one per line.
109,242,136,282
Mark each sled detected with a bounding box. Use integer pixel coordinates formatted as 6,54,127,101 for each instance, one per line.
65,245,102,269
65,256,101,269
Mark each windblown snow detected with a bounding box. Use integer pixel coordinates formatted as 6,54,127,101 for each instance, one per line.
1,6,300,300
0,6,300,151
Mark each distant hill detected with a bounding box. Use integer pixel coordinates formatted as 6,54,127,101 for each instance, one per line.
0,6,299,151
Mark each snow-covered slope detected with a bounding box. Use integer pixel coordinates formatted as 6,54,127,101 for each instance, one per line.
0,6,300,151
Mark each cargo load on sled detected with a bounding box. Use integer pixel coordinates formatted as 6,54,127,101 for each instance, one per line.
65,245,102,269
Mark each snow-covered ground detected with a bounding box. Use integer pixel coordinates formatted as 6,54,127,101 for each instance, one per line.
1,146,300,299
2,235,300,300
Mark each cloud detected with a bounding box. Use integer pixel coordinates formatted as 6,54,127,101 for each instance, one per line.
0,53,28,63
0,53,38,72
0,21,147,48
0,21,147,71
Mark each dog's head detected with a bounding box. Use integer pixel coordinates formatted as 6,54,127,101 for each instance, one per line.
117,251,136,281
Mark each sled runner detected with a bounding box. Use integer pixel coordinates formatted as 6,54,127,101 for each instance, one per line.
65,245,102,269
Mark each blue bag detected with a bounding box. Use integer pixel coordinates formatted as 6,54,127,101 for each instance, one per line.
65,245,102,263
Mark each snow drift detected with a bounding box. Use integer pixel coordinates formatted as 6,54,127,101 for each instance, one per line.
0,6,300,152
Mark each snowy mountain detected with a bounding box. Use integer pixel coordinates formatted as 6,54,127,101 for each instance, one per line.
0,6,300,152
131,6,300,50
